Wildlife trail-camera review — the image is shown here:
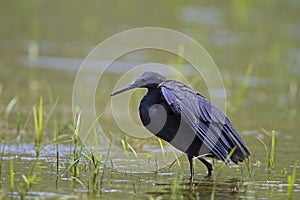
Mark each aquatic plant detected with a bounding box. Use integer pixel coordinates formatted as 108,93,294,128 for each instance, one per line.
258,129,276,169
157,138,165,164
70,109,81,177
33,96,43,157
33,96,60,157
287,162,297,200
268,130,276,169
19,173,37,197
90,158,101,192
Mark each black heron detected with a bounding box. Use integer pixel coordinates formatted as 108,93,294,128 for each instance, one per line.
111,71,250,179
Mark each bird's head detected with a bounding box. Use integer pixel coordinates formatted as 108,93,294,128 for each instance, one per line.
111,71,166,96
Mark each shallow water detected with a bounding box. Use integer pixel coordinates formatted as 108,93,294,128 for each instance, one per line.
1,0,300,199
0,140,299,199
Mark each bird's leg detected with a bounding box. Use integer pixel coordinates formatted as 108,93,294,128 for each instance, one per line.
198,157,212,177
188,155,194,182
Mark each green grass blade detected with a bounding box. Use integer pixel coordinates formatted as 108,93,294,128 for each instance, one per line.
4,96,18,121
93,126,99,160
157,138,165,162
21,175,30,186
44,97,60,129
268,130,275,169
10,158,14,192
38,96,43,135
127,143,138,158
33,106,38,143
121,132,130,162
255,136,268,161
288,161,297,200
82,112,104,148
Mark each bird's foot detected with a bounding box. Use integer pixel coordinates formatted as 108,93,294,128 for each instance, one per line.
204,171,213,178
189,175,194,183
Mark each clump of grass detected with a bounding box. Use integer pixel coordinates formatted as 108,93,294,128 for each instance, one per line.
121,132,138,169
90,159,101,192
18,147,43,197
33,96,60,157
4,96,61,198
19,172,37,197
68,109,104,179
61,109,106,192
20,96,60,195
70,109,81,177
259,129,276,169
258,129,276,179
81,112,103,156
287,161,297,200
242,157,253,179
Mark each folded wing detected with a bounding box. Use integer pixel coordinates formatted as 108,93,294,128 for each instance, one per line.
159,80,250,163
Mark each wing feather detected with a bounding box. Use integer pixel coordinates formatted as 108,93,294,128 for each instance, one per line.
159,80,249,162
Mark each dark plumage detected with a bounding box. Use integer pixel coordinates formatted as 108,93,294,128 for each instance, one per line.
111,71,250,179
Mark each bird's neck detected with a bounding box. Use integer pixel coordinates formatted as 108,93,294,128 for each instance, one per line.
139,86,162,111
139,86,161,126
144,86,161,105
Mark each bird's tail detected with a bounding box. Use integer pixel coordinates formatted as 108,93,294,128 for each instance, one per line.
222,123,251,164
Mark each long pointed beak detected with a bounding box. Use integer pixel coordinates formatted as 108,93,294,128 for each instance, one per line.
111,82,138,96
